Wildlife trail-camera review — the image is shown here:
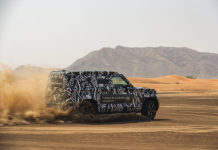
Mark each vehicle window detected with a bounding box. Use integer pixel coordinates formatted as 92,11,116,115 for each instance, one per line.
112,77,128,86
97,79,110,84
97,79,110,87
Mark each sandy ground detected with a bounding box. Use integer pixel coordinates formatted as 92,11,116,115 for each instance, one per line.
0,76,218,150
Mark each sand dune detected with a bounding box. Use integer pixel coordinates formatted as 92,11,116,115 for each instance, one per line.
129,75,218,96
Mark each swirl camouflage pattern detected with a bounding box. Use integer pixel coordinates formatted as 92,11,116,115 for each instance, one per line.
46,70,159,119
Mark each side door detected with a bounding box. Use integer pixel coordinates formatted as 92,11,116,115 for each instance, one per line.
100,76,134,112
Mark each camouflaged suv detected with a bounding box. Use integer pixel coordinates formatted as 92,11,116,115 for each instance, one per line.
46,71,159,120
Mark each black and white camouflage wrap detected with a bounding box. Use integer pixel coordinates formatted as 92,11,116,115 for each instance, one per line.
46,71,159,113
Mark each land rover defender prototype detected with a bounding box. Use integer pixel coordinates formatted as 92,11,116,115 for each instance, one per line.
46,71,159,120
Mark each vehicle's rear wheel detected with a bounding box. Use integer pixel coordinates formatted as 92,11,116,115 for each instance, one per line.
78,101,97,114
141,100,157,120
61,101,72,111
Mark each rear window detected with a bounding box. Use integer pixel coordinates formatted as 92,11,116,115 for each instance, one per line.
48,72,64,87
50,77,63,83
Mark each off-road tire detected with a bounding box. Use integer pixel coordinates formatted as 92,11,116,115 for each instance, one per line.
141,100,157,120
78,101,97,114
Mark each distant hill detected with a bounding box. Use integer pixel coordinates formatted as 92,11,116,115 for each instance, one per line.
13,65,58,78
66,46,218,78
14,65,47,73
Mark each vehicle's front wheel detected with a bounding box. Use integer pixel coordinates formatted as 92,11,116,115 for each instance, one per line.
141,100,157,120
78,101,97,114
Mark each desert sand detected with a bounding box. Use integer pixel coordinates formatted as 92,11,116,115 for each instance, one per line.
0,75,218,150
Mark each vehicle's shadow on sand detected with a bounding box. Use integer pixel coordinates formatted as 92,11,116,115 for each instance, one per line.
85,118,171,125
55,110,171,124
84,117,171,125
153,118,171,122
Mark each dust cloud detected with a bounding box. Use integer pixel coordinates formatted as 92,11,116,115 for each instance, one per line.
0,65,51,125
0,66,146,126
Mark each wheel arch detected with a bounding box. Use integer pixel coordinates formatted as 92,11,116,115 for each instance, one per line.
81,99,98,113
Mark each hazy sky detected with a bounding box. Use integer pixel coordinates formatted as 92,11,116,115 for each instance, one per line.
0,0,218,68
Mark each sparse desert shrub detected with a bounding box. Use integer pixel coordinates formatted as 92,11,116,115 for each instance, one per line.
186,76,196,79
